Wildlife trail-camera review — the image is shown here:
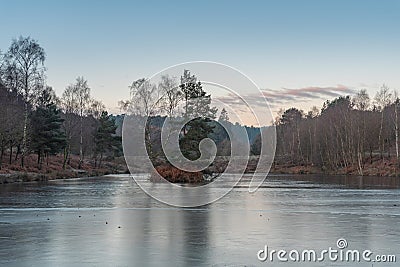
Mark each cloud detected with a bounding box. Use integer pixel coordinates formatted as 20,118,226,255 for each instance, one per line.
214,85,355,109
262,85,355,104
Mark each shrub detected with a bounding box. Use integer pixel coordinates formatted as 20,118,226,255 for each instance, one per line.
151,164,203,183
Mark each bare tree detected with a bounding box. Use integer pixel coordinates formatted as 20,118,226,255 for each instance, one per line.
353,89,371,174
89,99,106,120
374,84,392,159
61,84,78,168
392,90,399,169
61,77,91,169
158,75,181,117
0,84,24,169
74,77,91,168
353,89,370,111
1,36,46,167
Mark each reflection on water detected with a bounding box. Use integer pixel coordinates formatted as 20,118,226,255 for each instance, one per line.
0,174,399,266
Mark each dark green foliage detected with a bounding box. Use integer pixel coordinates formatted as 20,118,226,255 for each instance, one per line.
179,70,218,161
180,118,215,160
280,108,303,125
94,111,121,167
30,88,66,168
321,96,353,115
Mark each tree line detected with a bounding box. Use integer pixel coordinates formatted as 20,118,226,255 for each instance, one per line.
4,37,393,178
0,36,121,170
252,86,400,175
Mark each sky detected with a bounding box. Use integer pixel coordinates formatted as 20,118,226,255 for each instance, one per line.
0,0,399,124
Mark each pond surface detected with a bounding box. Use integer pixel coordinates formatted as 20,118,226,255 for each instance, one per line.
0,174,399,266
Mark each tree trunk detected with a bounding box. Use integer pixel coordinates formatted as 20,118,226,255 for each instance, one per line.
79,114,83,169
358,152,363,176
9,141,13,165
0,146,3,170
378,110,384,160
21,102,28,167
63,143,70,170
15,144,20,161
308,128,312,165
395,102,399,170
37,152,41,170
99,153,103,168
369,146,373,164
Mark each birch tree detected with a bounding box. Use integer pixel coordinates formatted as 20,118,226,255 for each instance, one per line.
374,84,392,159
2,36,46,167
61,77,91,169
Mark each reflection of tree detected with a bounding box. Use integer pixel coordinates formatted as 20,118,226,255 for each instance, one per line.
182,209,210,266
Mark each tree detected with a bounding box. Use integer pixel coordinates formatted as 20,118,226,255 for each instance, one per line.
1,36,46,167
391,90,400,169
0,83,24,169
61,83,79,168
74,77,91,168
122,78,161,161
279,108,304,163
213,108,231,156
158,75,181,117
353,89,370,111
280,108,303,125
179,70,218,160
353,89,371,174
89,99,106,119
218,108,229,122
124,78,159,117
30,87,66,169
61,77,92,168
94,111,120,167
375,84,392,159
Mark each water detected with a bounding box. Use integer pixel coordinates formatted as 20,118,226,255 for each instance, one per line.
0,174,399,266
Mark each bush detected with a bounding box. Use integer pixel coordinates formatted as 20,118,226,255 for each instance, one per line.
151,164,203,183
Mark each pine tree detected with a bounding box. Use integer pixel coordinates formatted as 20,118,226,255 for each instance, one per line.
94,111,120,167
210,108,231,156
179,70,218,160
218,108,229,122
30,88,66,169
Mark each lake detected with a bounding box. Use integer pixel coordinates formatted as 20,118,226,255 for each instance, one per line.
0,174,399,266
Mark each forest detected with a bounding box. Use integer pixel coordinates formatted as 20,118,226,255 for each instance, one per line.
252,86,400,176
0,36,122,176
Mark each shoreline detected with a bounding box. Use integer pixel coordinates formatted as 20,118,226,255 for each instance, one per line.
1,168,398,185
269,163,400,177
0,154,128,185
0,169,123,184
2,157,400,185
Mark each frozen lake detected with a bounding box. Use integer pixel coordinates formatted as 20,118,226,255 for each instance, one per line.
0,174,399,266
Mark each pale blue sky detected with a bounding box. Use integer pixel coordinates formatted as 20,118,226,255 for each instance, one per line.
1,0,399,117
